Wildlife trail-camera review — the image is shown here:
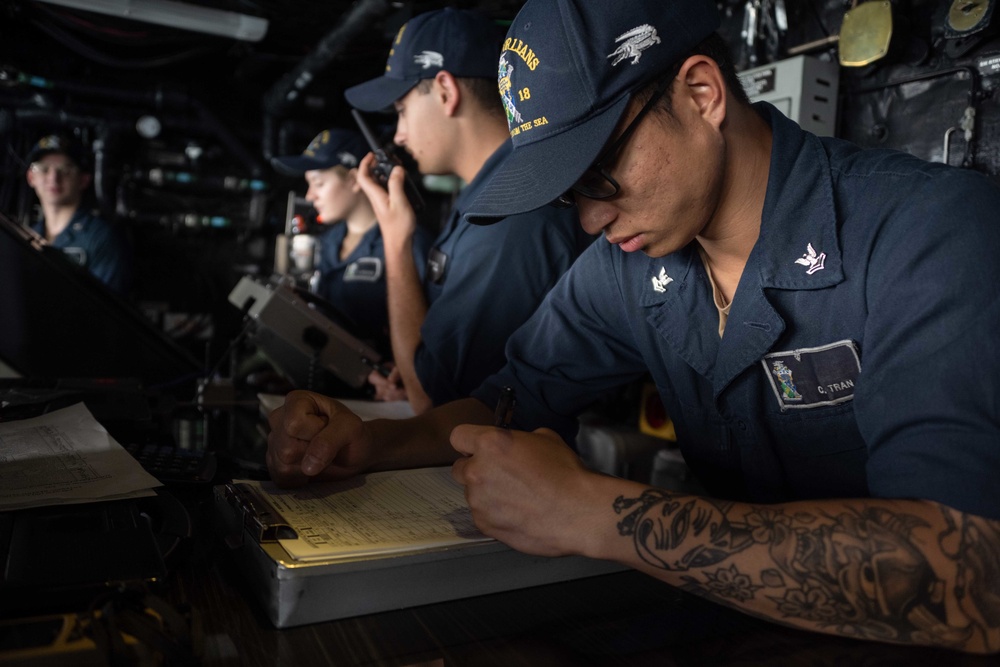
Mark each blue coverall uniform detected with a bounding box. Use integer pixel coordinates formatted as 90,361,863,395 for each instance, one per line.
33,208,131,295
316,221,432,356
416,140,593,406
474,103,1000,521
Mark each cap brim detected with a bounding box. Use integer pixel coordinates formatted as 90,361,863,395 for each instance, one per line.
465,95,631,224
271,155,331,176
345,76,420,112
27,148,85,169
26,149,49,165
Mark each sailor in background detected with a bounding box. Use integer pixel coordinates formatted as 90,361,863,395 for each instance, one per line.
25,133,131,295
272,128,432,357
346,8,591,414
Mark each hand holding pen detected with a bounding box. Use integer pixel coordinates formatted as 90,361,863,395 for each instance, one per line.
493,386,516,429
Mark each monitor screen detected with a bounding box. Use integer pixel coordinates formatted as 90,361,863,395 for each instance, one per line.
0,213,202,391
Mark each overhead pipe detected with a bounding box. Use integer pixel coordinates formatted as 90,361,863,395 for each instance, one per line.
5,68,265,175
261,0,392,162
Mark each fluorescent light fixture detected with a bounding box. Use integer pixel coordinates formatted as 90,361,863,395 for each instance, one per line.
34,0,269,42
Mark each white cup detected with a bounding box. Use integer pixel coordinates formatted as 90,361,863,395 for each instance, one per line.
290,234,316,271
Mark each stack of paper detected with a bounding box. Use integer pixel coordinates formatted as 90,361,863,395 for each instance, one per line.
0,403,161,512
234,467,492,562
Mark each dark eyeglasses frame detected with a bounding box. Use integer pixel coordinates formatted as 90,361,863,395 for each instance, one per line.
552,75,673,208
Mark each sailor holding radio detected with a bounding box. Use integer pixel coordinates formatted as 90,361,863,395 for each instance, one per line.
345,8,591,414
271,128,432,357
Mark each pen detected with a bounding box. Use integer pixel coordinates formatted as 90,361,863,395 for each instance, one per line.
493,386,516,429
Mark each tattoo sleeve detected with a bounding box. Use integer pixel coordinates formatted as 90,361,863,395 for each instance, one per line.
613,490,1000,653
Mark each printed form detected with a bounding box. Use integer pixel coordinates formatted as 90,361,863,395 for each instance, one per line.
0,402,161,511
236,468,493,562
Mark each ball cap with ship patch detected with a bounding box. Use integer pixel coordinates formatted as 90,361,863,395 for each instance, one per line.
271,129,370,176
465,0,721,224
26,134,90,171
345,8,503,112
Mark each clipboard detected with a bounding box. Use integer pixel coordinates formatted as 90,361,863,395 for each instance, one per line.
213,470,624,628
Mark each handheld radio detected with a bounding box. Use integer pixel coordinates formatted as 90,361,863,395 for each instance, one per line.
351,109,425,211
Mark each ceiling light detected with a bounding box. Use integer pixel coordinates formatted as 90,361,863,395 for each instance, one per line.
34,0,269,42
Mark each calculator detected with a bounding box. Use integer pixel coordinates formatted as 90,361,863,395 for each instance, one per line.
123,443,218,485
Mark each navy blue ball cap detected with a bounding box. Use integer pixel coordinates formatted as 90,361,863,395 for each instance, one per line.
271,129,370,176
344,8,502,112
26,134,89,170
466,0,721,224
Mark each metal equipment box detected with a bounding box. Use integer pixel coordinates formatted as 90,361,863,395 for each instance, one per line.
739,55,840,137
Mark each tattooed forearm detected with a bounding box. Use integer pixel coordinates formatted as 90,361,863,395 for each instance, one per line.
938,505,1000,648
613,489,754,570
614,492,1000,653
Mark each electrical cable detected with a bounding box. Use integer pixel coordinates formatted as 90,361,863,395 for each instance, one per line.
809,0,834,37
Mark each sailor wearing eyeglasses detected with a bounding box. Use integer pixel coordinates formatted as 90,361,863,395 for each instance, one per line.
267,0,1000,654
25,134,131,295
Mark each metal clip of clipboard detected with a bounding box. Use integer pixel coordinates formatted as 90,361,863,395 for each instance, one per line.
222,482,297,546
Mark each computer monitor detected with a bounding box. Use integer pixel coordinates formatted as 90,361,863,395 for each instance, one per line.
0,213,202,391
